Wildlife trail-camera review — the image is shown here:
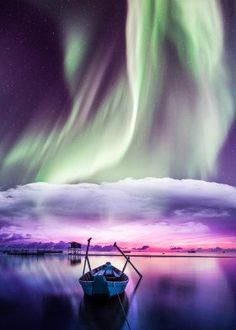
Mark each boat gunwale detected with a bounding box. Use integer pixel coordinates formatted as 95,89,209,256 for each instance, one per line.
79,275,129,283
79,279,129,285
79,272,129,283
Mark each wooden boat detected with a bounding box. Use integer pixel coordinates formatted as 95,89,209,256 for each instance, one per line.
80,262,129,297
79,238,142,298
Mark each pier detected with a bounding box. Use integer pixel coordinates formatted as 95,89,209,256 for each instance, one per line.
2,249,63,256
68,242,81,255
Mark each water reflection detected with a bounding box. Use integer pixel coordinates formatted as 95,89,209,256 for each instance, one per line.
68,254,81,266
158,276,196,296
0,254,235,330
79,294,129,330
42,294,76,330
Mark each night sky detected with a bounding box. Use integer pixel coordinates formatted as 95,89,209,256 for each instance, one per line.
0,0,236,248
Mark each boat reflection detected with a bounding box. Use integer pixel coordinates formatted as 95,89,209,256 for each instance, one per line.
79,293,129,330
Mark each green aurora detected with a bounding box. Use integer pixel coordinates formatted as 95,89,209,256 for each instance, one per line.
1,0,234,184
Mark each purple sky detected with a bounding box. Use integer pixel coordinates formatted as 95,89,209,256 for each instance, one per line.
0,178,236,248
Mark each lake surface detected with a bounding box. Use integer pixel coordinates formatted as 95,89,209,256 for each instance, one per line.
0,254,236,330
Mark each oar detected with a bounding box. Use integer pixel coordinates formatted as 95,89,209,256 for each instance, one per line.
114,242,142,278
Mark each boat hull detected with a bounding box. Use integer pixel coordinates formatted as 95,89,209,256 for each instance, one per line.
79,276,128,297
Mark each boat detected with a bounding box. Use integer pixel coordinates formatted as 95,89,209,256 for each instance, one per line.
80,261,129,297
79,238,142,297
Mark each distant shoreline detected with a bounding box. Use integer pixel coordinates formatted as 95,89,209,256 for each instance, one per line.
81,253,236,258
1,251,236,258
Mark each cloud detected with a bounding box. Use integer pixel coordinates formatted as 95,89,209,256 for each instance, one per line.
0,232,31,243
133,245,150,251
174,208,230,218
0,178,236,220
90,245,114,252
0,178,235,245
0,219,16,229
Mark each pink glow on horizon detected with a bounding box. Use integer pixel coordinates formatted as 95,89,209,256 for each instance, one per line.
10,218,236,250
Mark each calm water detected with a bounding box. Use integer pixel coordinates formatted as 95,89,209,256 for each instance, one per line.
0,254,236,330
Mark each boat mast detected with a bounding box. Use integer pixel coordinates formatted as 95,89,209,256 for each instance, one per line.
113,242,142,278
82,237,92,275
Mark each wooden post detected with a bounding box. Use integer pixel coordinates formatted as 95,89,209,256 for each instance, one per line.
83,238,92,275
114,242,142,278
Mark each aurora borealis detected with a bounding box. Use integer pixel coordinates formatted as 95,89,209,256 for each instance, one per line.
0,0,235,185
0,0,236,249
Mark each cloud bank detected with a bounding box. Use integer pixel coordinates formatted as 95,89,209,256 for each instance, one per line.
0,178,235,247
